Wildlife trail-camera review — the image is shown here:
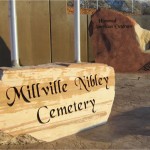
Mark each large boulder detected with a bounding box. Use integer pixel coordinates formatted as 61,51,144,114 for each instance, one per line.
0,63,115,142
89,8,150,72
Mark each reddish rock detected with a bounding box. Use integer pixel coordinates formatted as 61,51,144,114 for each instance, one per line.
89,8,150,72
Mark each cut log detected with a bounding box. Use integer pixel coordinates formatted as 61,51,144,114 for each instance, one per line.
0,63,115,142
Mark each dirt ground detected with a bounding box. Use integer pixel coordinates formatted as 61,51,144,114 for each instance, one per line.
0,73,150,149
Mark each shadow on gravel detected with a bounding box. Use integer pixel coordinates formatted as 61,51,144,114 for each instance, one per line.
77,107,150,142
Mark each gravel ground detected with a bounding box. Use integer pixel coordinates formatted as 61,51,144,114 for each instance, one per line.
0,73,150,149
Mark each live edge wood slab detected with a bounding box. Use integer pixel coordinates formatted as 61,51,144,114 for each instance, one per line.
0,63,115,142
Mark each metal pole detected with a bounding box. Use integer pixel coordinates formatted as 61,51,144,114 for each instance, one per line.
97,0,98,10
132,0,134,13
9,0,20,67
74,0,81,63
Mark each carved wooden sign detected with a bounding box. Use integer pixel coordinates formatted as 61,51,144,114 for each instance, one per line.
0,63,115,142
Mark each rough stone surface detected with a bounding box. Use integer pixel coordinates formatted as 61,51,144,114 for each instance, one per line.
89,8,150,72
0,73,149,149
